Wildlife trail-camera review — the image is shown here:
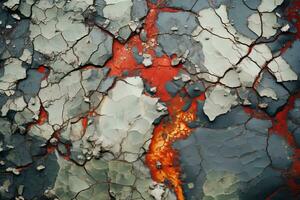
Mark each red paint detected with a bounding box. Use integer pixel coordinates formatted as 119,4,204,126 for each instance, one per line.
106,36,141,76
285,1,300,39
27,104,49,130
37,65,49,80
81,117,88,130
107,1,182,102
279,0,300,55
246,93,300,197
37,66,46,73
280,40,294,54
265,187,286,200
243,107,270,120
46,145,56,154
106,39,180,102
37,106,48,125
272,93,300,196
141,60,181,101
271,4,300,195
269,95,298,146
61,143,71,161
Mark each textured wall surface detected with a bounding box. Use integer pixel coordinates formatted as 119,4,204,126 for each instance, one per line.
0,0,300,200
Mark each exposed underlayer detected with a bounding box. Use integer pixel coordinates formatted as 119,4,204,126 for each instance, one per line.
0,0,300,200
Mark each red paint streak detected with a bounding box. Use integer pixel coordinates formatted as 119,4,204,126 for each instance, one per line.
107,1,181,102
271,93,300,195
265,187,286,200
28,103,73,160
37,66,46,73
247,93,300,196
27,104,48,130
46,145,56,154
81,117,88,135
280,40,294,54
285,0,300,39
106,36,140,76
275,4,300,194
37,65,49,80
198,93,206,101
37,106,48,125
269,97,297,145
279,0,300,55
61,143,71,161
46,131,71,161
29,0,299,198
141,59,181,101
243,107,270,120
107,39,180,101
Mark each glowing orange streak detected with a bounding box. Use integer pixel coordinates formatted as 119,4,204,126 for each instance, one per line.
106,1,196,198
146,97,197,200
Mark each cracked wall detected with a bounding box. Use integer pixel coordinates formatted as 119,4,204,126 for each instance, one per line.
0,0,300,200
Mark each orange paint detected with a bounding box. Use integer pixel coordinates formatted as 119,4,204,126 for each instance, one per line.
105,36,181,101
106,2,193,198
28,0,300,198
146,97,198,200
106,2,202,198
106,36,141,76
30,1,300,198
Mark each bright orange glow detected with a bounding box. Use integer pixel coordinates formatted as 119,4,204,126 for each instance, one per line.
146,97,198,200
106,2,200,198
